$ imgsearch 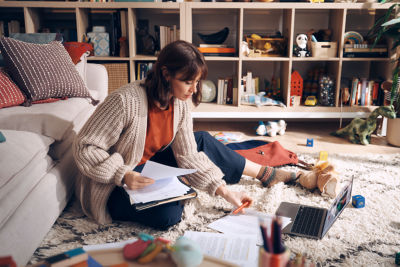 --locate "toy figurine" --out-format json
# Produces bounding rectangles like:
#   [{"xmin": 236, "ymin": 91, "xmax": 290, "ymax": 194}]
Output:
[
  {"xmin": 256, "ymin": 120, "xmax": 286, "ymax": 137},
  {"xmin": 294, "ymin": 34, "xmax": 310, "ymax": 57},
  {"xmin": 331, "ymin": 106, "xmax": 396, "ymax": 145}
]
